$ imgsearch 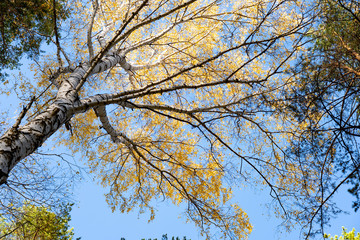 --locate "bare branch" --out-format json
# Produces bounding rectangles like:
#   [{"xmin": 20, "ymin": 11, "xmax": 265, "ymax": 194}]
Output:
[
  {"xmin": 12, "ymin": 97, "xmax": 36, "ymax": 130},
  {"xmin": 52, "ymin": 0, "xmax": 63, "ymax": 66},
  {"xmin": 93, "ymin": 105, "xmax": 126, "ymax": 143},
  {"xmin": 87, "ymin": 0, "xmax": 99, "ymax": 60}
]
